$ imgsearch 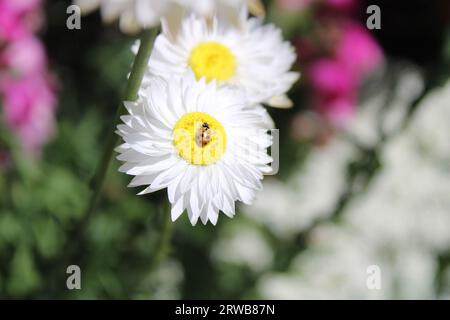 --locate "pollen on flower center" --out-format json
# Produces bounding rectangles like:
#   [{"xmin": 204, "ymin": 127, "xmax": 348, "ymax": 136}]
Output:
[
  {"xmin": 173, "ymin": 112, "xmax": 227, "ymax": 165},
  {"xmin": 188, "ymin": 41, "xmax": 236, "ymax": 82}
]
